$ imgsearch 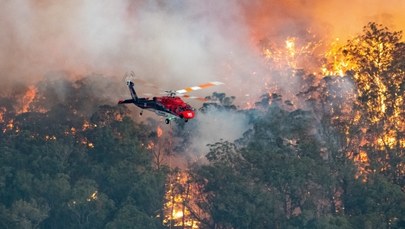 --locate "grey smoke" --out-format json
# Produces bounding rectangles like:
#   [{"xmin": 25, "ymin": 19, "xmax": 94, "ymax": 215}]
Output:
[
  {"xmin": 1, "ymin": 0, "xmax": 402, "ymax": 162},
  {"xmin": 1, "ymin": 0, "xmax": 402, "ymax": 98}
]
